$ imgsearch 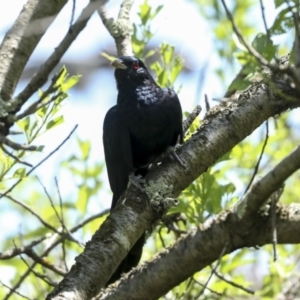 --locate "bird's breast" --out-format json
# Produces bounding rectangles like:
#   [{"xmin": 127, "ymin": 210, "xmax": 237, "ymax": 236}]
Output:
[
  {"xmin": 117, "ymin": 85, "xmax": 181, "ymax": 167},
  {"xmin": 120, "ymin": 93, "xmax": 167, "ymax": 135}
]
